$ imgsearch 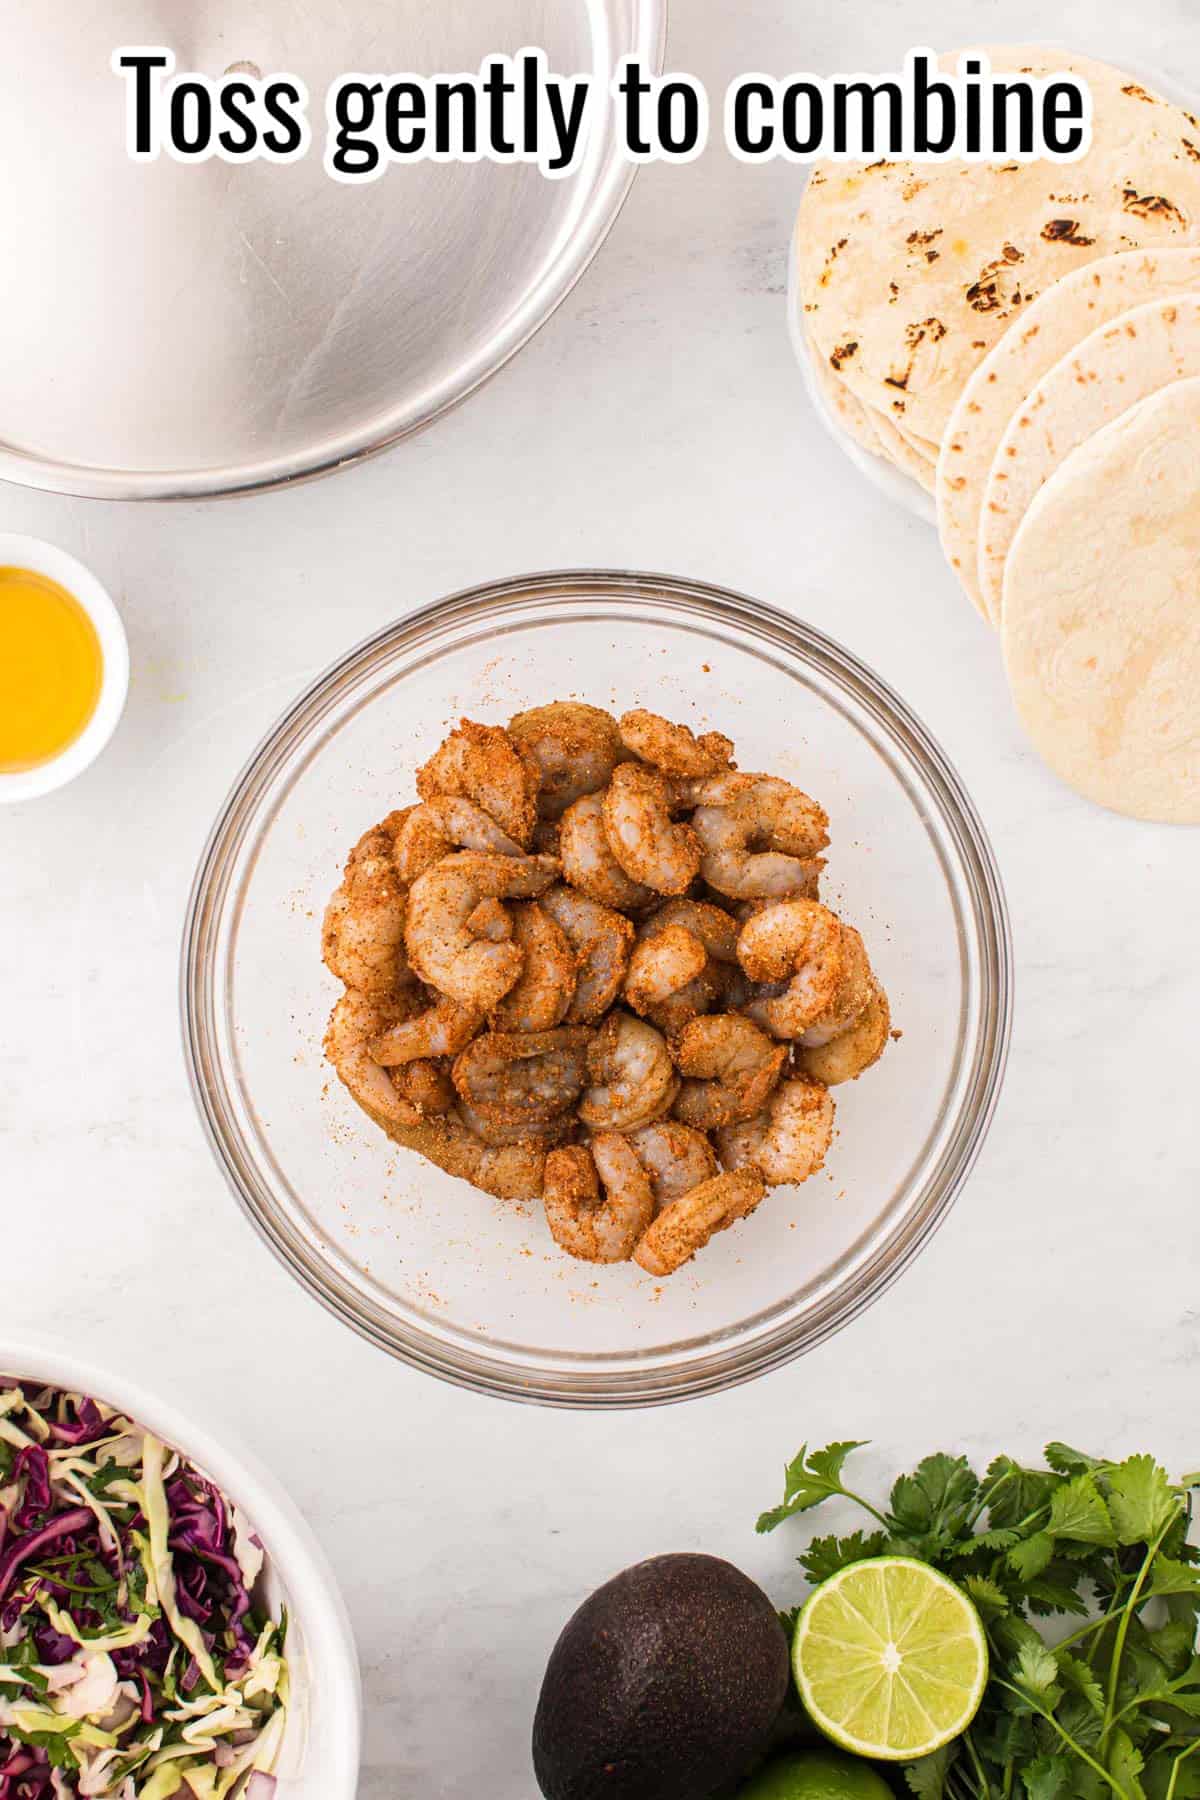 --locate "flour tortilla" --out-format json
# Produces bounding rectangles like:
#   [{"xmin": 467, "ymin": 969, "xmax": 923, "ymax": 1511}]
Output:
[
  {"xmin": 869, "ymin": 407, "xmax": 937, "ymax": 492},
  {"xmin": 979, "ymin": 293, "xmax": 1200, "ymax": 618},
  {"xmin": 1003, "ymin": 376, "xmax": 1200, "ymax": 823},
  {"xmin": 891, "ymin": 418, "xmax": 940, "ymax": 461},
  {"xmin": 938, "ymin": 247, "xmax": 1200, "ymax": 616},
  {"xmin": 805, "ymin": 327, "xmax": 886, "ymax": 459},
  {"xmin": 798, "ymin": 49, "xmax": 1200, "ymax": 447}
]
